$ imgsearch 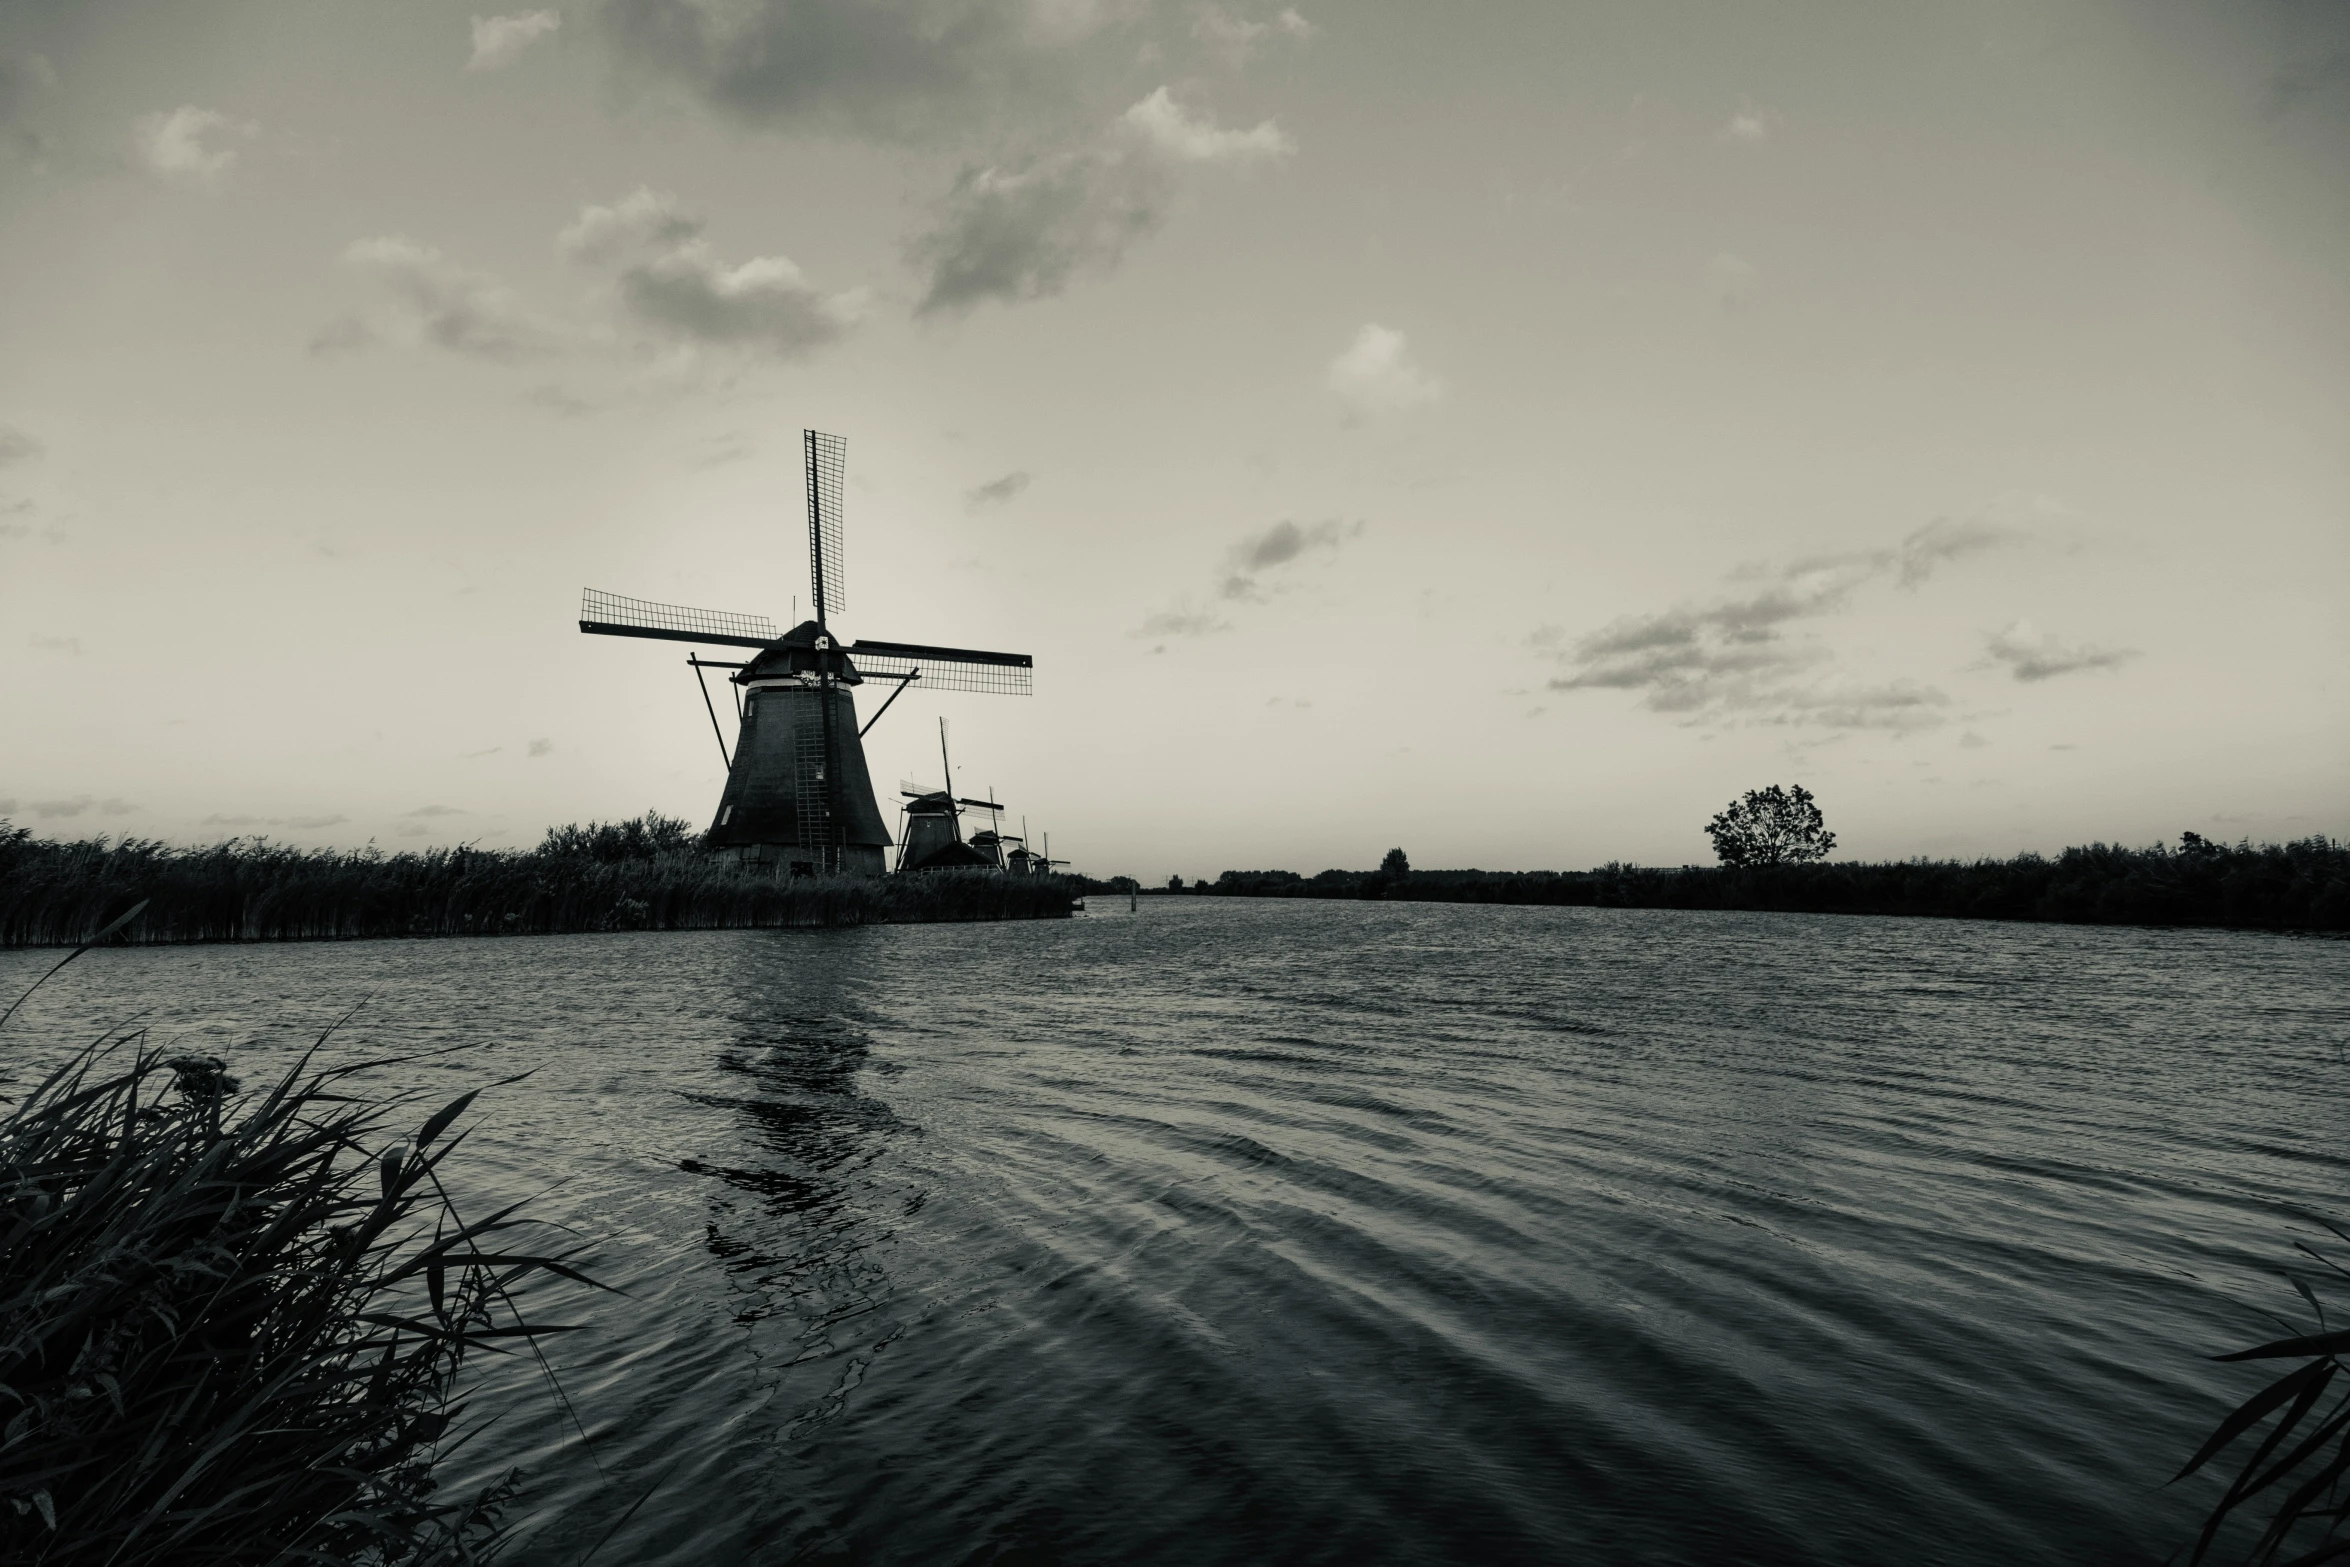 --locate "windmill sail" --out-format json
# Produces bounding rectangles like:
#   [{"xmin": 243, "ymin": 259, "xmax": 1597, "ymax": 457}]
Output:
[
  {"xmin": 849, "ymin": 638, "xmax": 1033, "ymax": 696},
  {"xmin": 580, "ymin": 589, "xmax": 776, "ymax": 648},
  {"xmin": 806, "ymin": 429, "xmax": 846, "ymax": 622}
]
